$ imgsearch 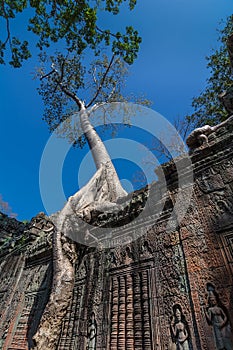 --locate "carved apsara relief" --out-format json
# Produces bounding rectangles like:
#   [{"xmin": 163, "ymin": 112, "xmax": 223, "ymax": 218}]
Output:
[
  {"xmin": 204, "ymin": 284, "xmax": 233, "ymax": 350},
  {"xmin": 200, "ymin": 189, "xmax": 233, "ymax": 231},
  {"xmin": 169, "ymin": 304, "xmax": 191, "ymax": 350},
  {"xmin": 87, "ymin": 312, "xmax": 97, "ymax": 350}
]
